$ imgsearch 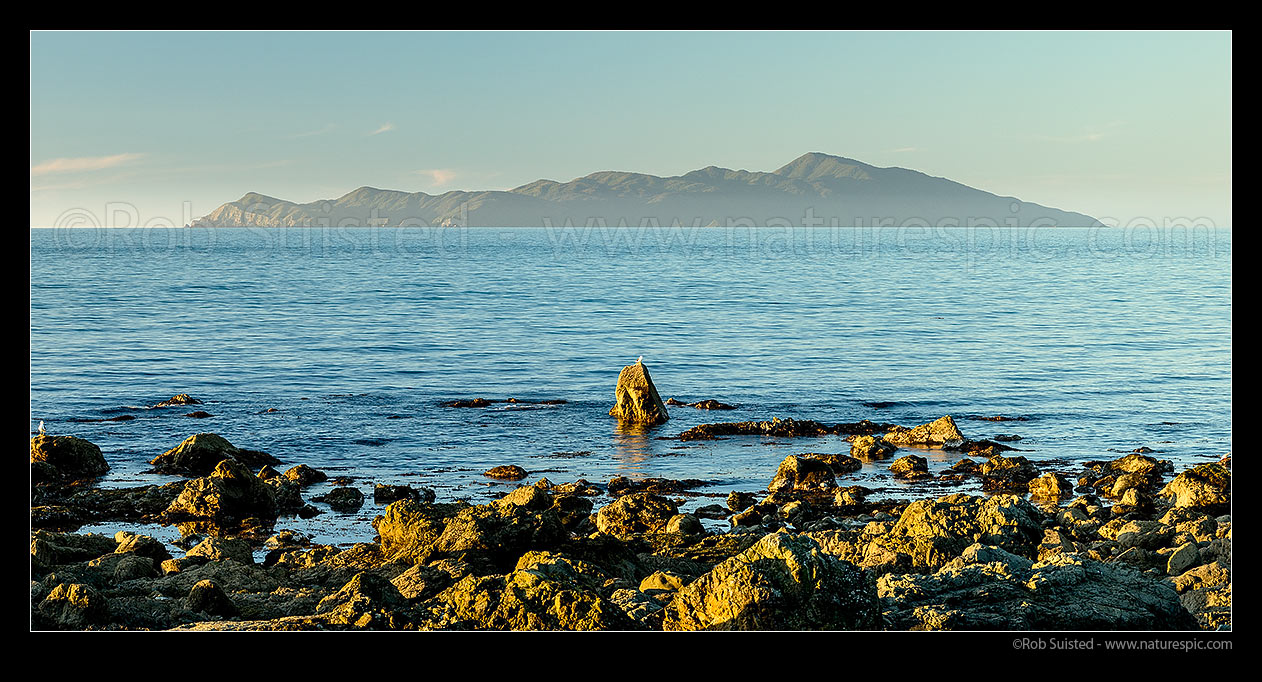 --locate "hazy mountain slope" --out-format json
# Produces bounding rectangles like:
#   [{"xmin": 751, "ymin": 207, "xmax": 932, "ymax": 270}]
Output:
[{"xmin": 191, "ymin": 152, "xmax": 1101, "ymax": 228}]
